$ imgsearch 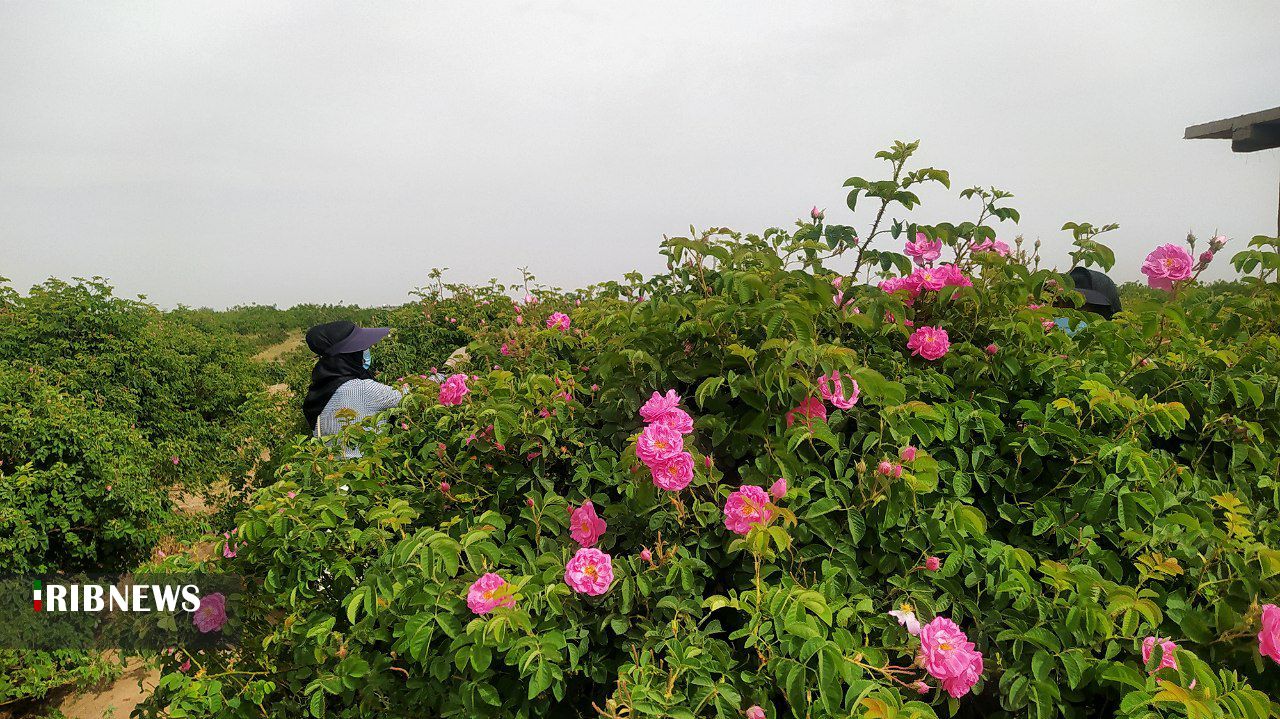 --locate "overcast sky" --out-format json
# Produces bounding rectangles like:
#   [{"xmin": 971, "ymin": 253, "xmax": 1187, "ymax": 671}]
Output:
[{"xmin": 2, "ymin": 1, "xmax": 1278, "ymax": 309}]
